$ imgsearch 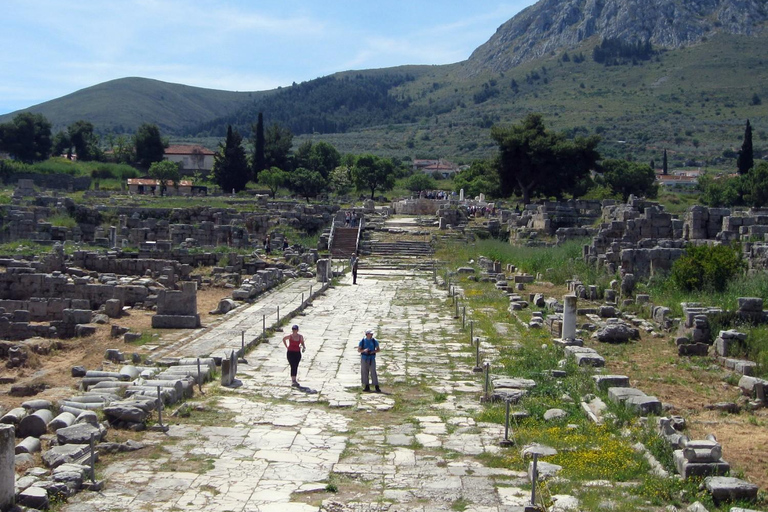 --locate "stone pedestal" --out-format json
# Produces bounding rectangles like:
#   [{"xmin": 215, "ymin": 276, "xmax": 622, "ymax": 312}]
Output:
[
  {"xmin": 152, "ymin": 281, "xmax": 200, "ymax": 329},
  {"xmin": 562, "ymin": 294, "xmax": 577, "ymax": 340},
  {"xmin": 316, "ymin": 259, "xmax": 332, "ymax": 283}
]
